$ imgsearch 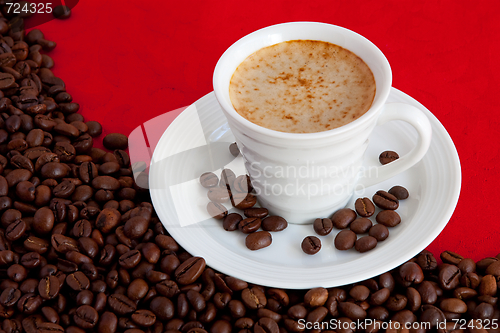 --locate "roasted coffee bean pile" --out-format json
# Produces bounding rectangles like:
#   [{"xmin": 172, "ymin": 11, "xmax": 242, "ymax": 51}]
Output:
[
  {"xmin": 325, "ymin": 187, "xmax": 407, "ymax": 253},
  {"xmin": 201, "ymin": 163, "xmax": 287, "ymax": 251}
]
